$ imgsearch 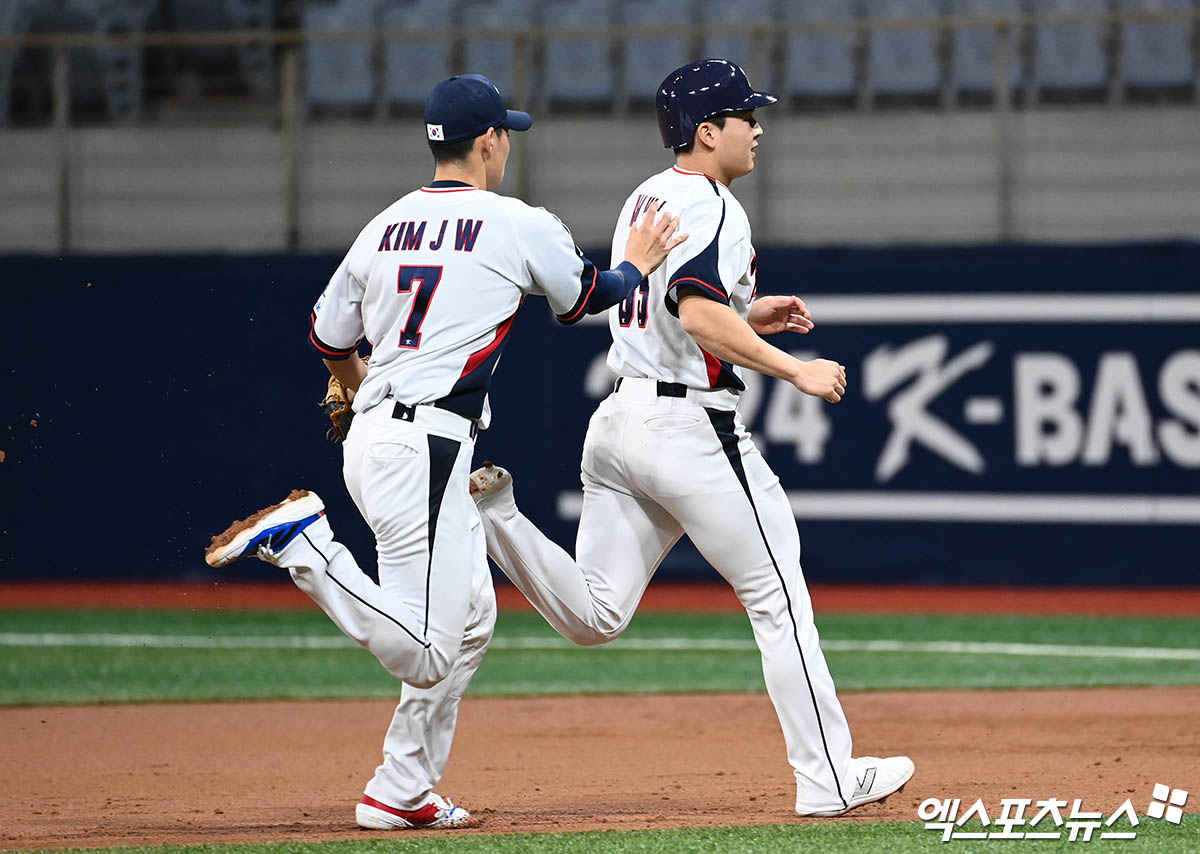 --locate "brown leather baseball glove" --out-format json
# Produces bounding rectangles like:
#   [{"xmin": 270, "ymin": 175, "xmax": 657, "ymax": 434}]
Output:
[{"xmin": 319, "ymin": 357, "xmax": 367, "ymax": 443}]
